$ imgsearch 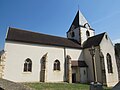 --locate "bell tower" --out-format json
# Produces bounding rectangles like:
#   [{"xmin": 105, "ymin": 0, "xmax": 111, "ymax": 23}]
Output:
[{"xmin": 67, "ymin": 10, "xmax": 95, "ymax": 46}]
